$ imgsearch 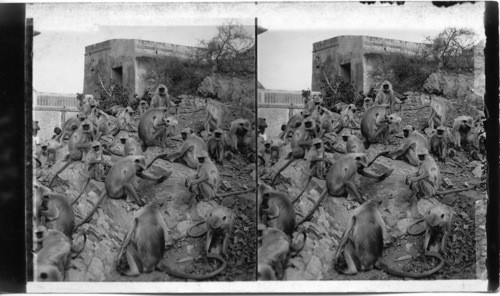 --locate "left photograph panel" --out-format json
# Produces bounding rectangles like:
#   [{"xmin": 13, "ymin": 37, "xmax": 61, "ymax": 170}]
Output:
[{"xmin": 29, "ymin": 3, "xmax": 256, "ymax": 283}]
